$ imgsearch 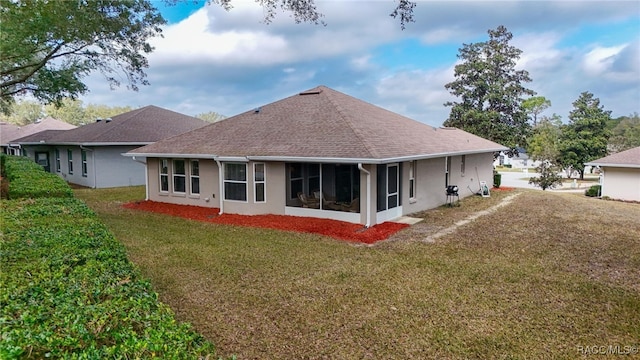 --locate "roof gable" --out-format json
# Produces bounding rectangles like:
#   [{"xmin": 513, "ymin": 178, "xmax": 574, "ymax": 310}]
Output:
[{"xmin": 130, "ymin": 86, "xmax": 507, "ymax": 161}]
